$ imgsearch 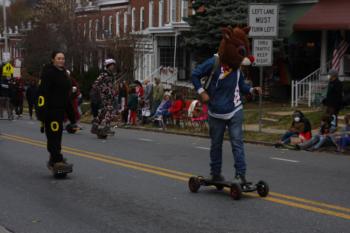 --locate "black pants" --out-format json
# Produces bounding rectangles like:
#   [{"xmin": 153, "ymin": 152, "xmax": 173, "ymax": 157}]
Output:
[
  {"xmin": 45, "ymin": 110, "xmax": 64, "ymax": 163},
  {"xmin": 91, "ymin": 103, "xmax": 99, "ymax": 118},
  {"xmin": 28, "ymin": 101, "xmax": 34, "ymax": 118}
]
